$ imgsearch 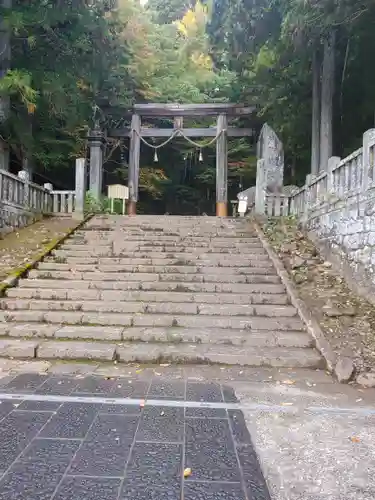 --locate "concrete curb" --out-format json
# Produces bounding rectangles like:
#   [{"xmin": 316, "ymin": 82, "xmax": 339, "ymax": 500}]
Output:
[
  {"xmin": 254, "ymin": 222, "xmax": 337, "ymax": 372},
  {"xmin": 0, "ymin": 214, "xmax": 93, "ymax": 297}
]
